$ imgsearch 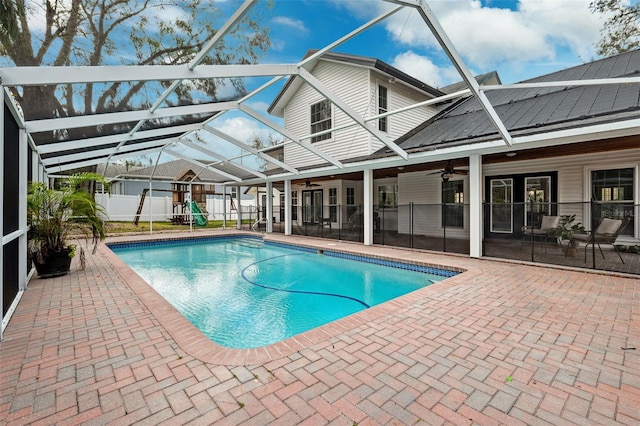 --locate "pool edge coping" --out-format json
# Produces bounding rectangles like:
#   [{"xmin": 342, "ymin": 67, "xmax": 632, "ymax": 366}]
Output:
[{"xmin": 101, "ymin": 231, "xmax": 482, "ymax": 366}]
